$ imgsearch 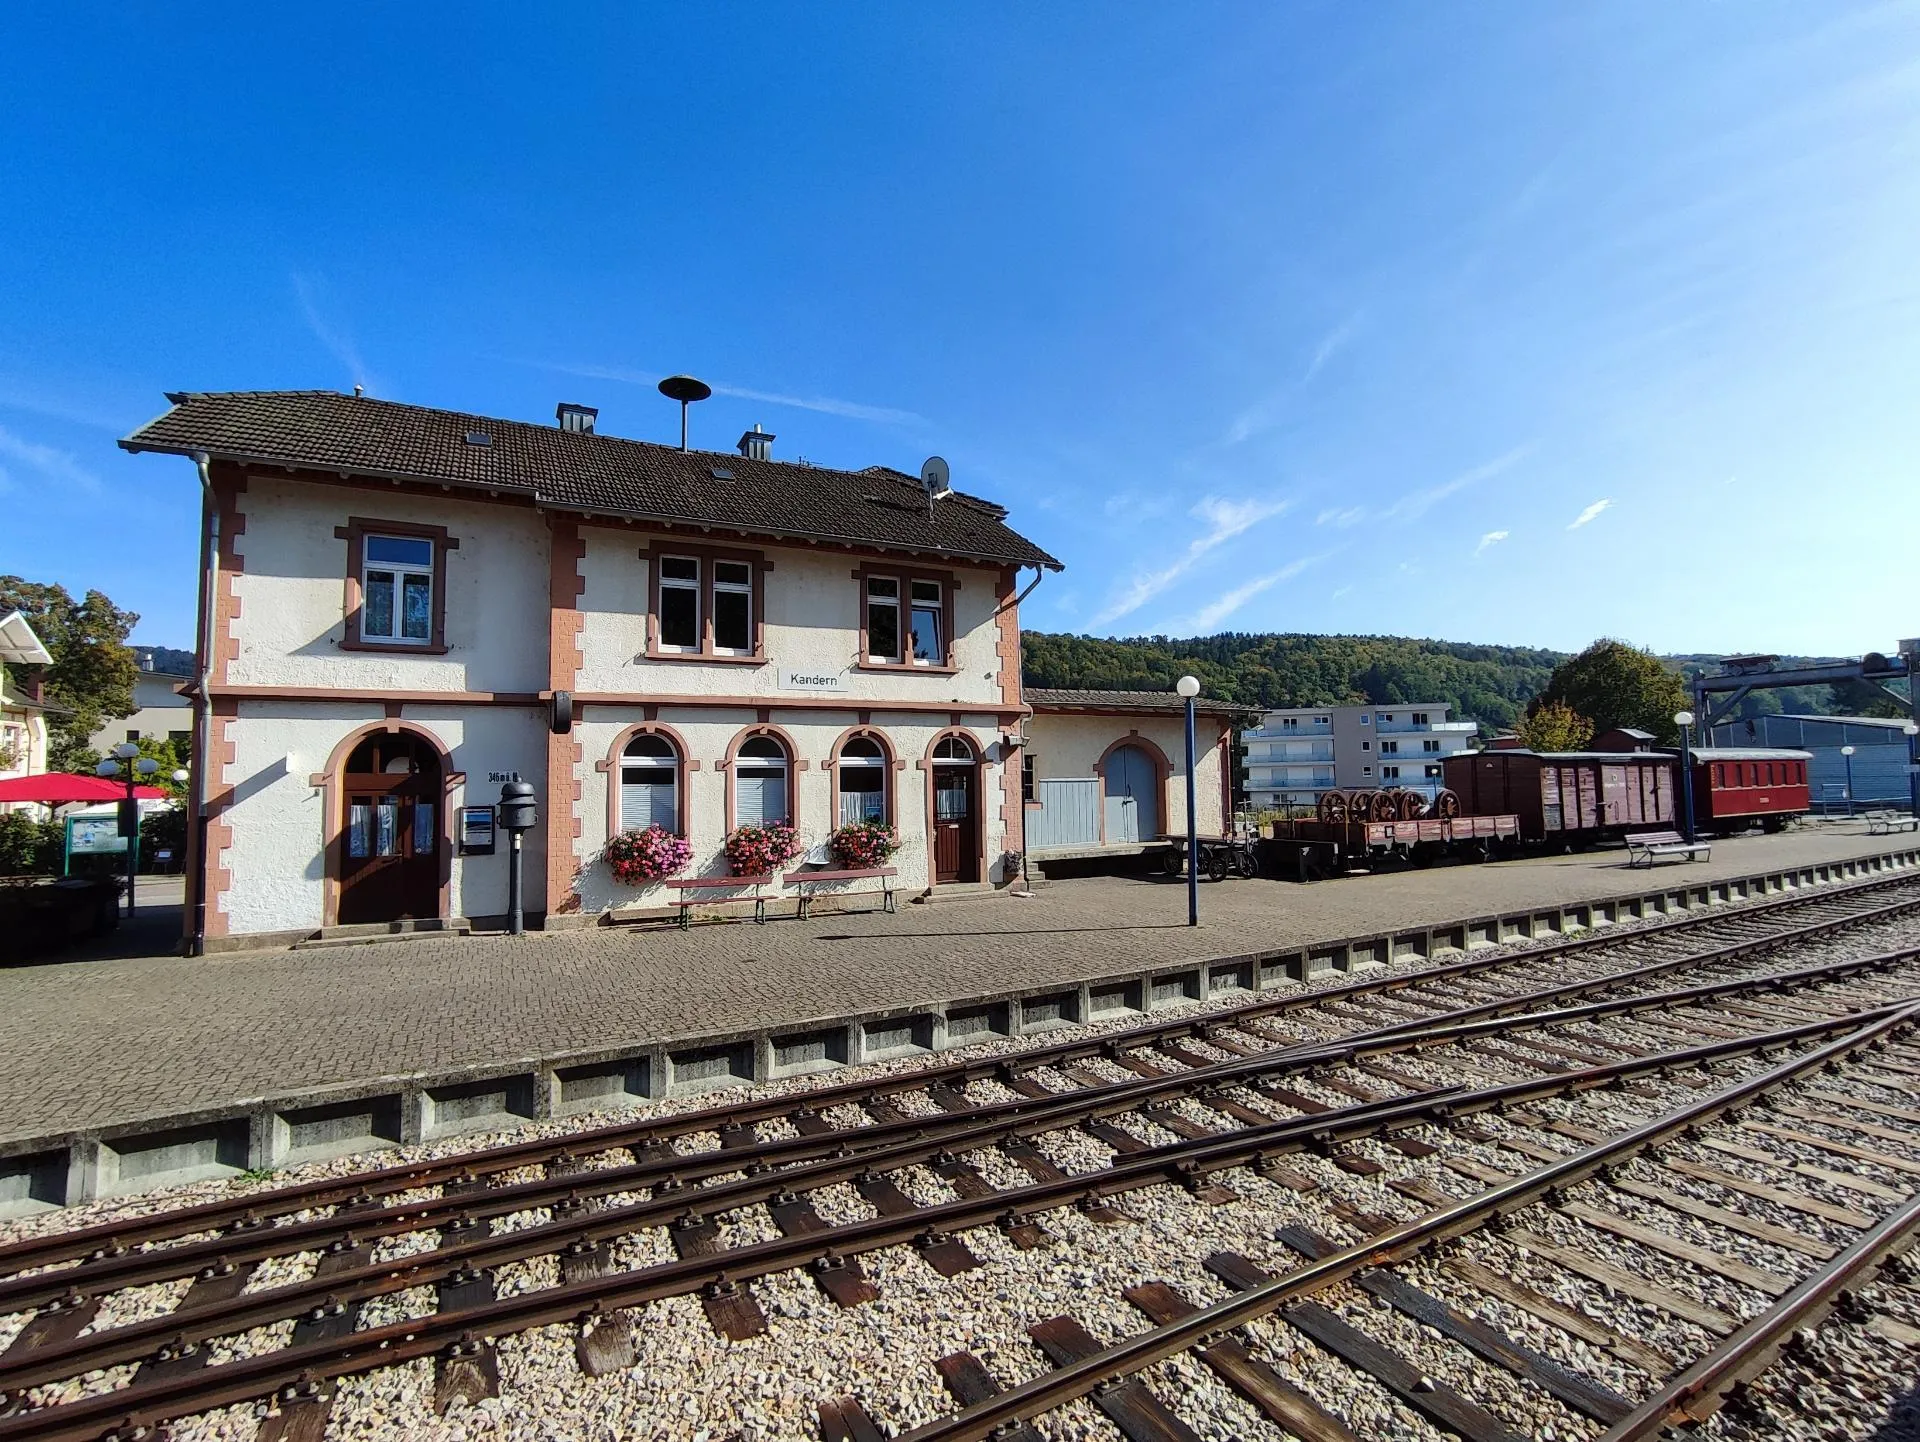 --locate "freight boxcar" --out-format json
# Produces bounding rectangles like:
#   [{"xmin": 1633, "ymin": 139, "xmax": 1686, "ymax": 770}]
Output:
[
  {"xmin": 1687, "ymin": 747, "xmax": 1811, "ymax": 833},
  {"xmin": 1442, "ymin": 749, "xmax": 1676, "ymax": 843}
]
